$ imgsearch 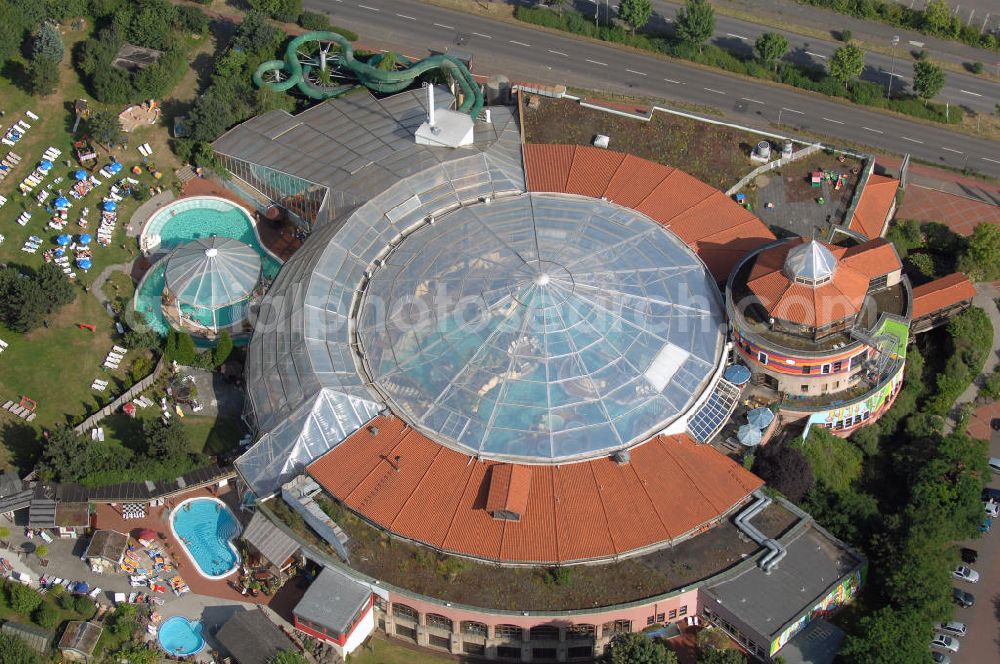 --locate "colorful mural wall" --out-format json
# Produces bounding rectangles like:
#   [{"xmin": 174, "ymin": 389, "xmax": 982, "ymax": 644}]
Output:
[
  {"xmin": 800, "ymin": 361, "xmax": 905, "ymax": 437},
  {"xmin": 769, "ymin": 568, "xmax": 863, "ymax": 656}
]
